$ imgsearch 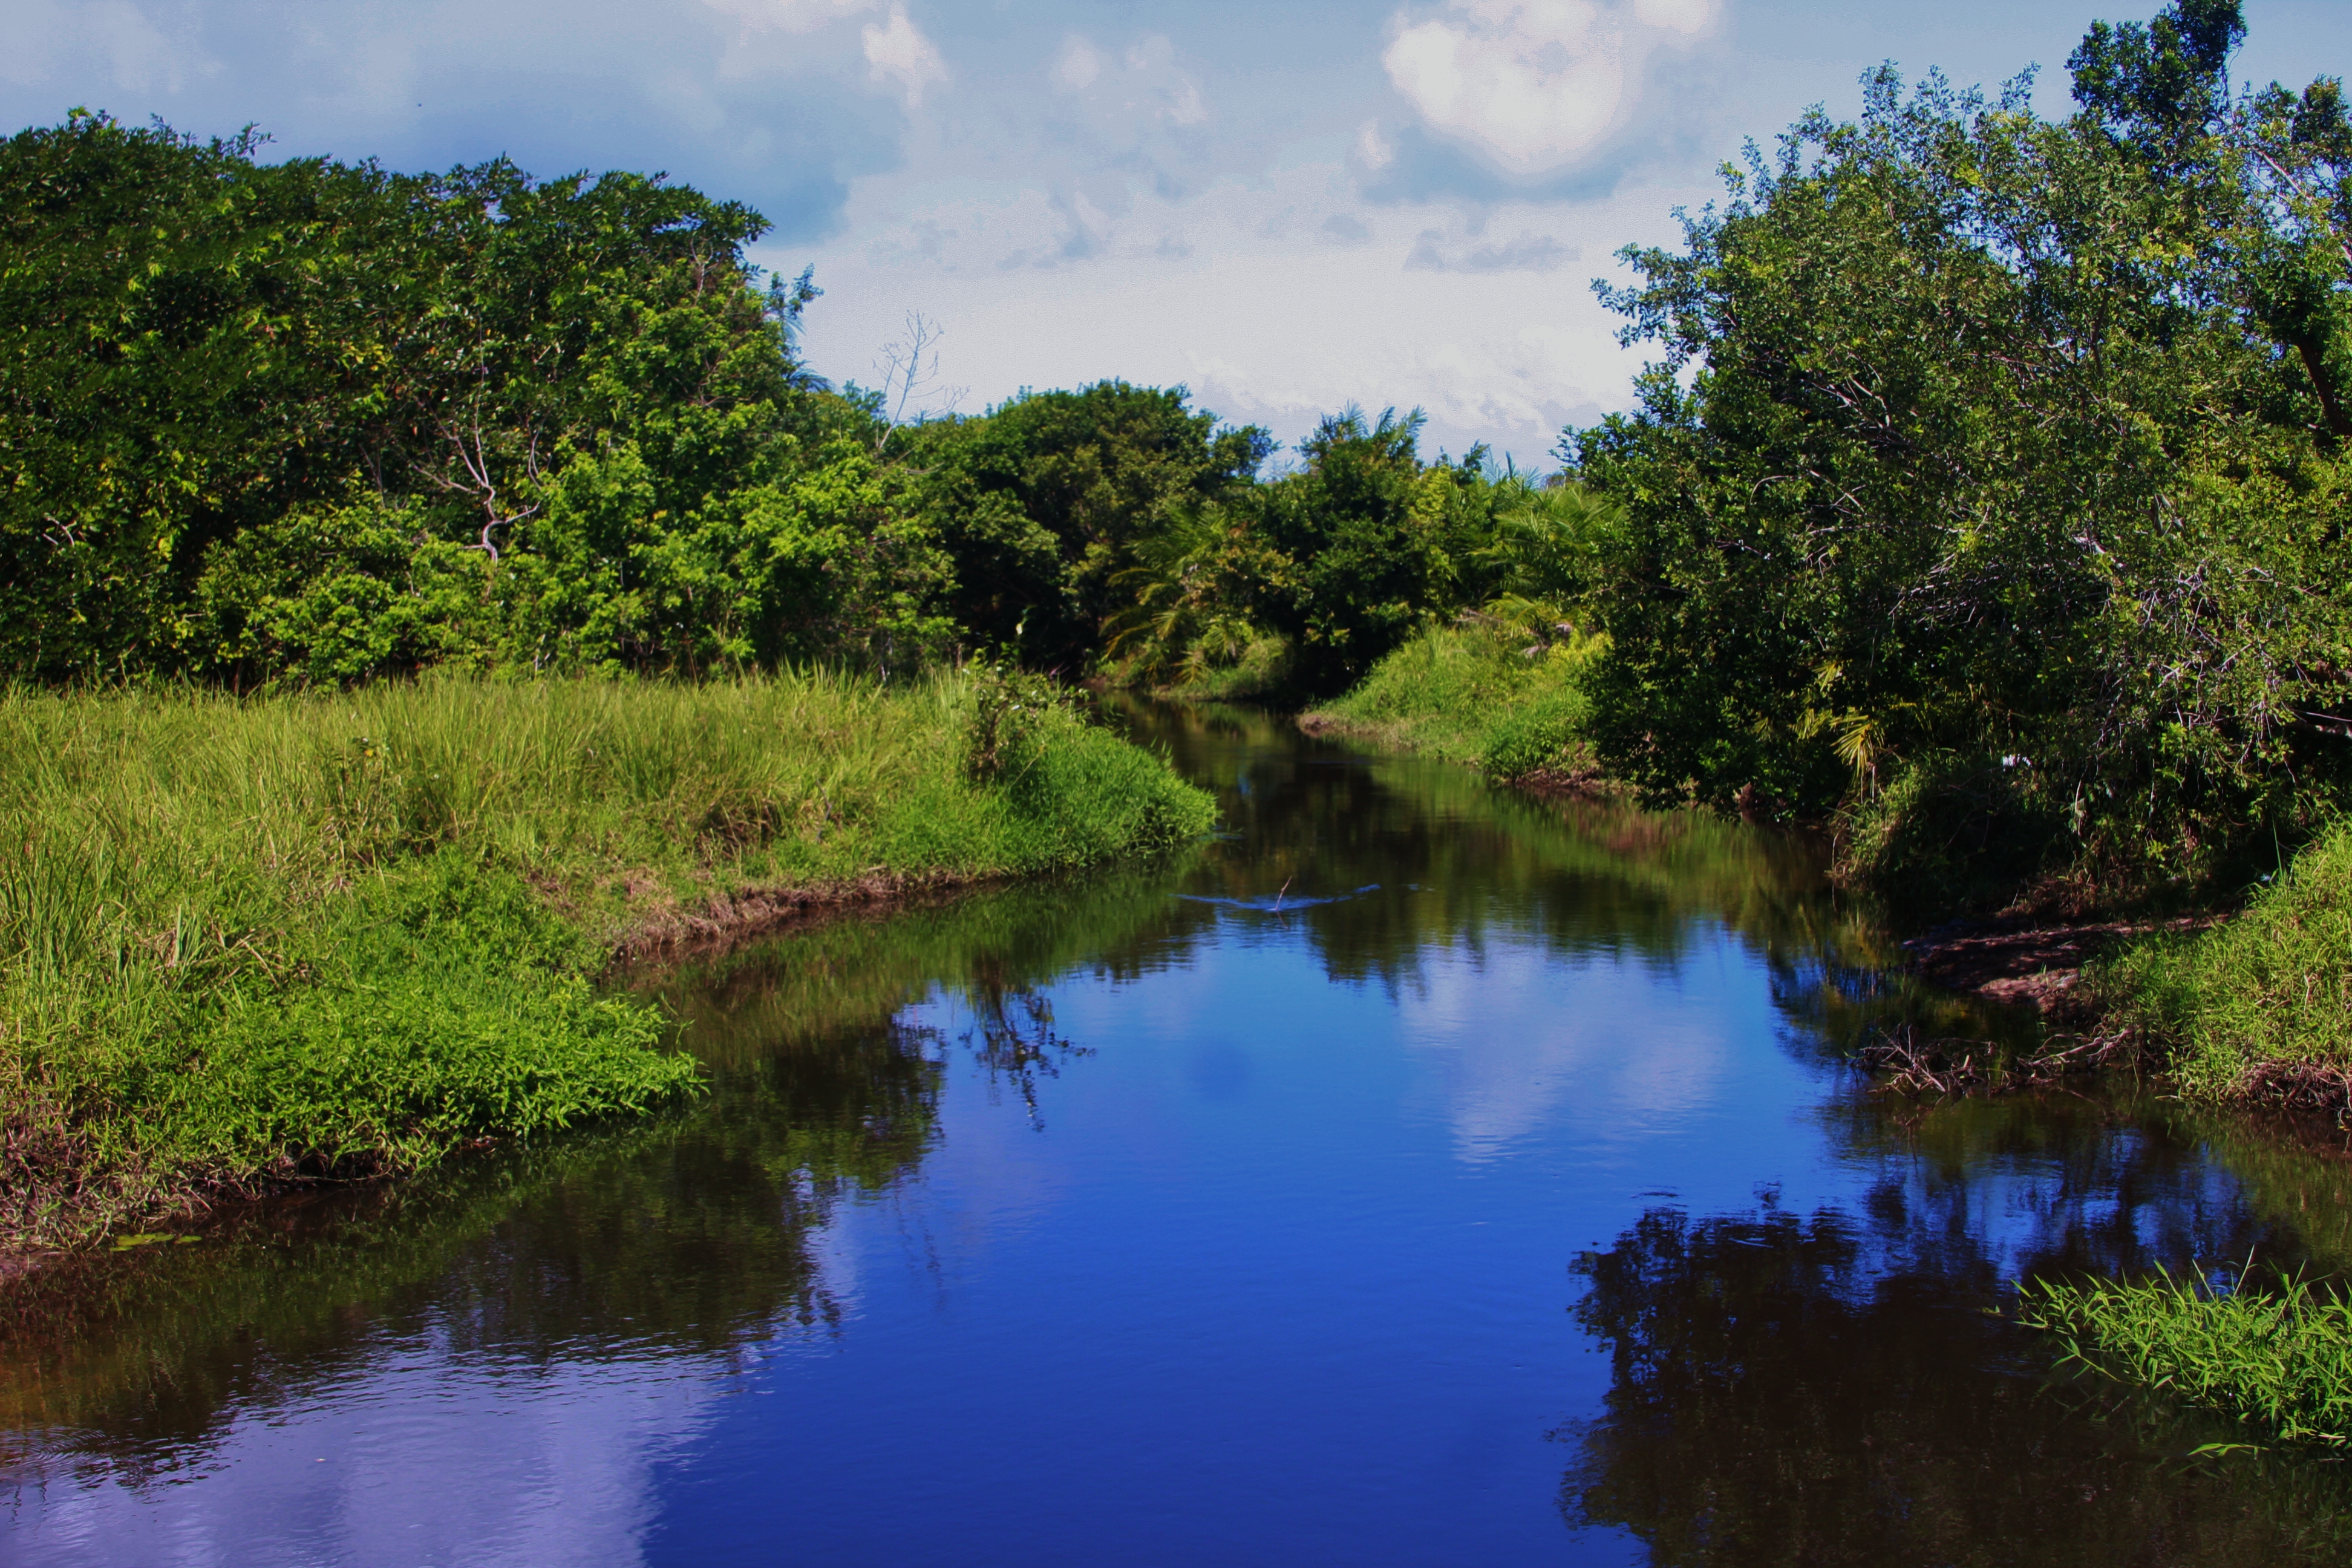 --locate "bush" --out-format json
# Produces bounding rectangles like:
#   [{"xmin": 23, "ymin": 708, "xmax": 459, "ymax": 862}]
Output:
[{"xmin": 1310, "ymin": 621, "xmax": 1601, "ymax": 777}]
